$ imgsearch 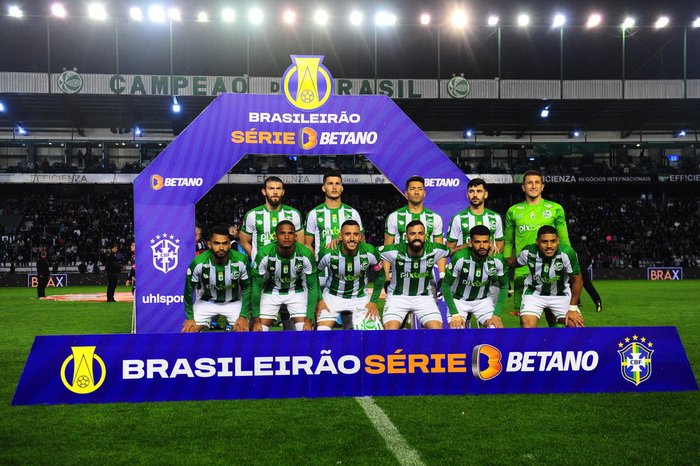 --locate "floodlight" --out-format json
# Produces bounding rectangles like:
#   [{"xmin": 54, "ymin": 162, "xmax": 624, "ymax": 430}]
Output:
[
  {"xmin": 51, "ymin": 3, "xmax": 67, "ymax": 18},
  {"xmin": 314, "ymin": 10, "xmax": 328, "ymax": 25},
  {"xmin": 87, "ymin": 3, "xmax": 107, "ymax": 21},
  {"xmin": 8, "ymin": 5, "xmax": 23, "ymax": 18},
  {"xmin": 586, "ymin": 13, "xmax": 602, "ymax": 28},
  {"xmin": 248, "ymin": 7, "xmax": 263, "ymax": 24},
  {"xmin": 129, "ymin": 7, "xmax": 143, "ymax": 21},
  {"xmin": 148, "ymin": 5, "xmax": 166, "ymax": 22}
]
